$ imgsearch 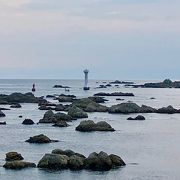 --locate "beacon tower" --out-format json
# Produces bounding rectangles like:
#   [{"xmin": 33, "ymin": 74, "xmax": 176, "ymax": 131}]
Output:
[{"xmin": 83, "ymin": 69, "xmax": 90, "ymax": 90}]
